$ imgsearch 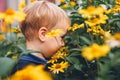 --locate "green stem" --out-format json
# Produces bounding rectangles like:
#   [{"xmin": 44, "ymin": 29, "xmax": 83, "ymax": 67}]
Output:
[
  {"xmin": 89, "ymin": 32, "xmax": 94, "ymax": 43},
  {"xmin": 85, "ymin": 58, "xmax": 90, "ymax": 68},
  {"xmin": 96, "ymin": 59, "xmax": 100, "ymax": 76}
]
